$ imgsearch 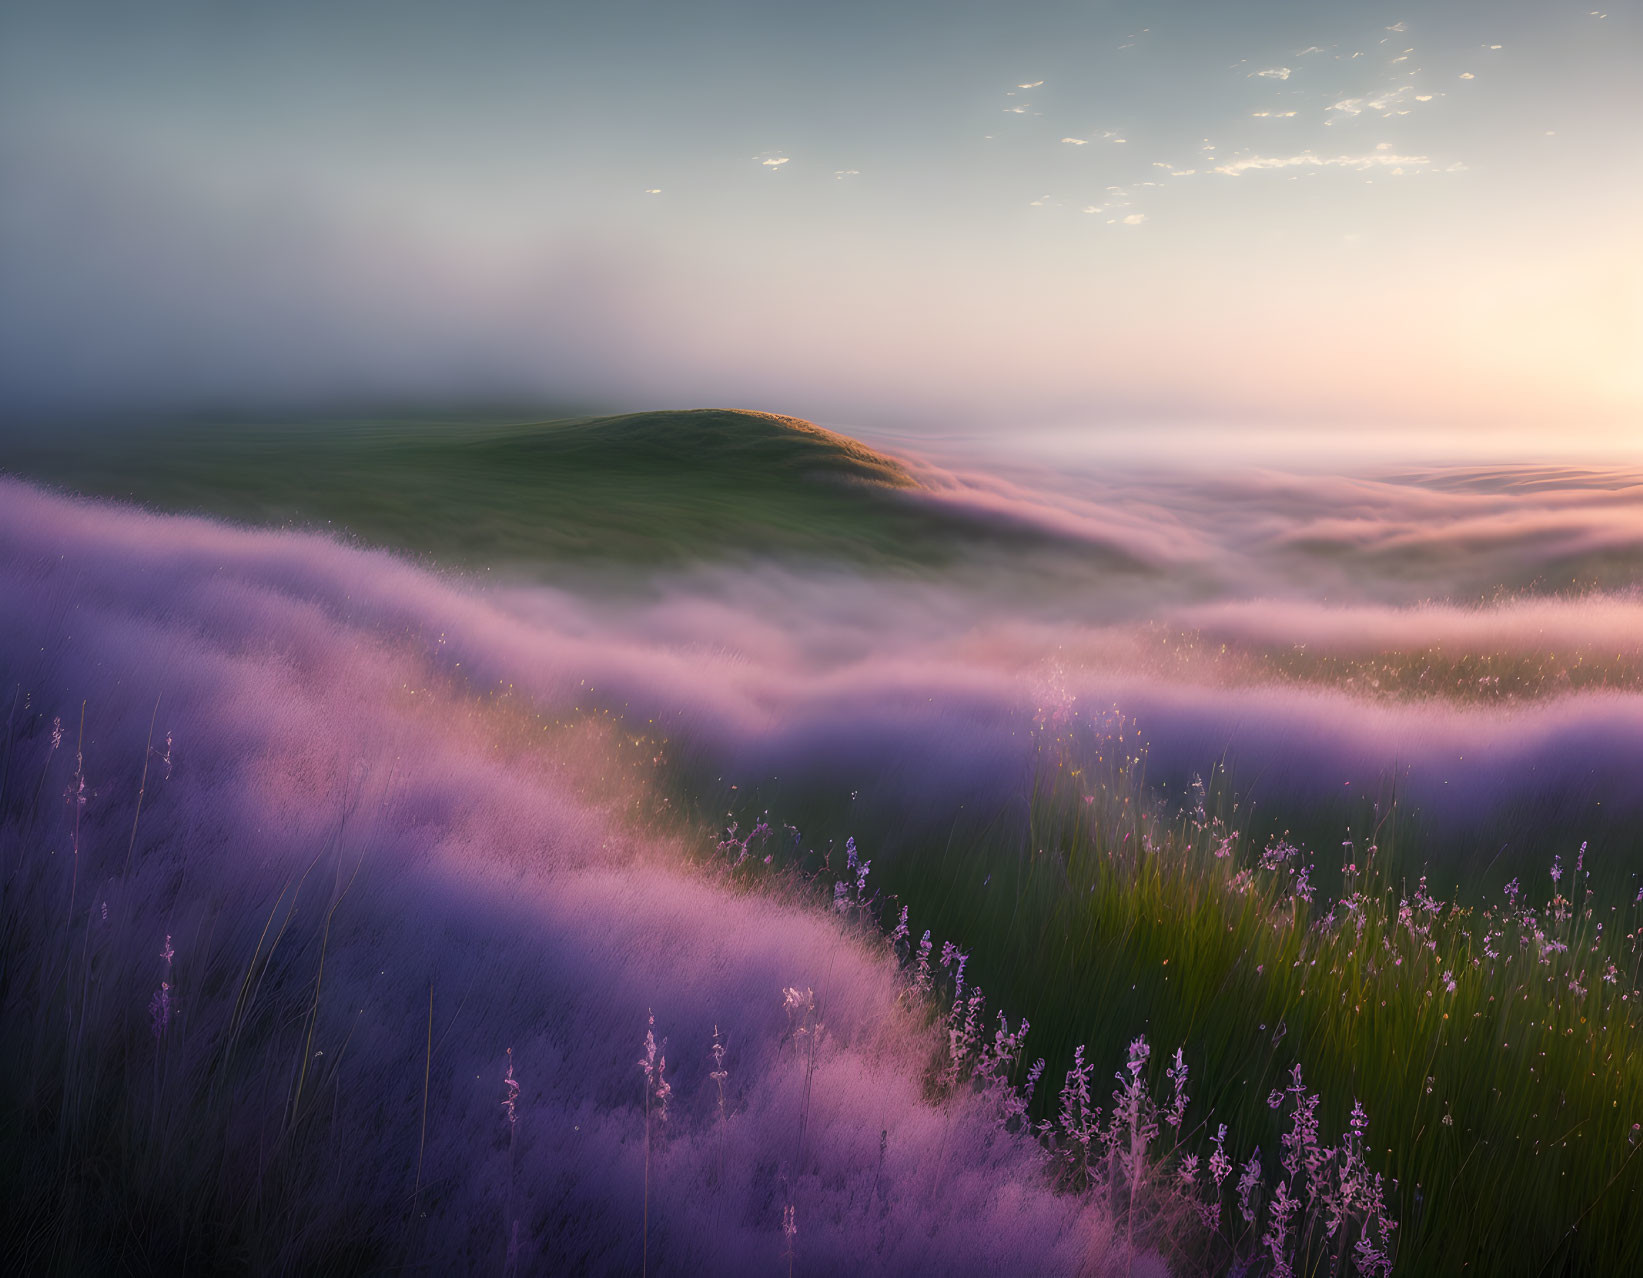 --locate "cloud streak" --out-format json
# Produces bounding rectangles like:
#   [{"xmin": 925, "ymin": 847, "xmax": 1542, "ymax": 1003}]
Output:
[{"xmin": 1212, "ymin": 147, "xmax": 1437, "ymax": 176}]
